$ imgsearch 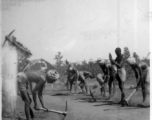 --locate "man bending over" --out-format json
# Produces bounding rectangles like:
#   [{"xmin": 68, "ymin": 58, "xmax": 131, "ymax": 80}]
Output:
[
  {"xmin": 136, "ymin": 62, "xmax": 150, "ymax": 107},
  {"xmin": 96, "ymin": 59, "xmax": 117, "ymax": 99},
  {"xmin": 125, "ymin": 59, "xmax": 150, "ymax": 107},
  {"xmin": 78, "ymin": 71, "xmax": 95, "ymax": 95},
  {"xmin": 17, "ymin": 70, "xmax": 59, "ymax": 120},
  {"xmin": 65, "ymin": 59, "xmax": 79, "ymax": 94}
]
